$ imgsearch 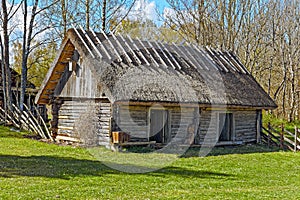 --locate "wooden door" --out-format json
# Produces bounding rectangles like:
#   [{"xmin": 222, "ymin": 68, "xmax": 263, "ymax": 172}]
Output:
[
  {"xmin": 149, "ymin": 109, "xmax": 169, "ymax": 143},
  {"xmin": 218, "ymin": 113, "xmax": 233, "ymax": 141}
]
